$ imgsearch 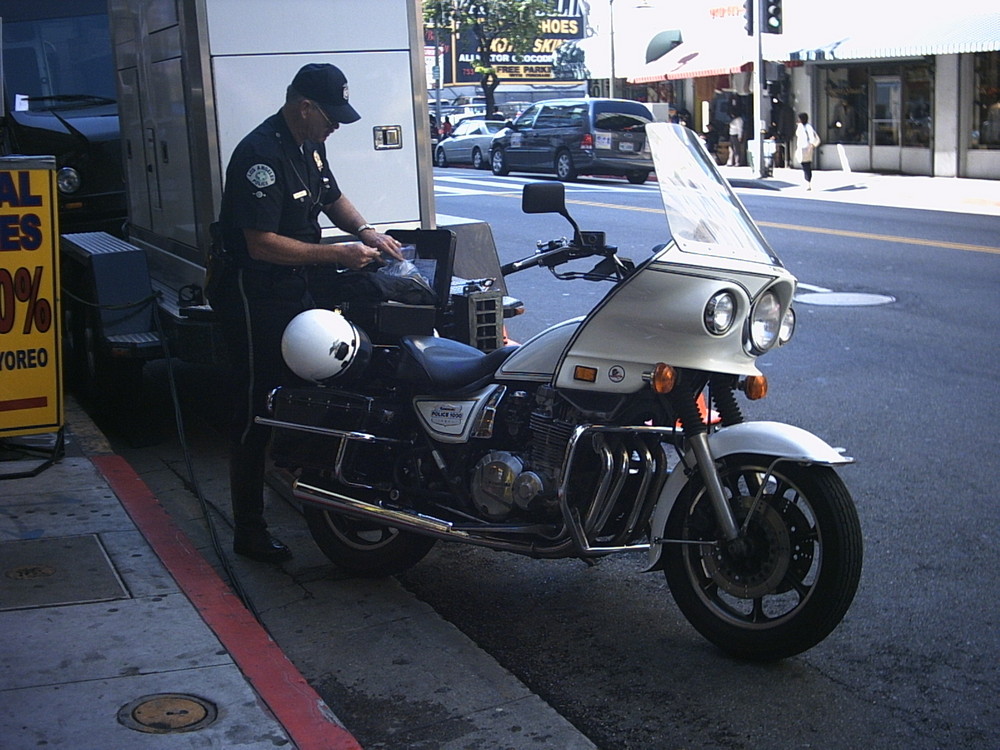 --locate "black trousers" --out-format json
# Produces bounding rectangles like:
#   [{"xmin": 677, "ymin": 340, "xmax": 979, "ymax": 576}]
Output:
[
  {"xmin": 214, "ymin": 266, "xmax": 310, "ymax": 536},
  {"xmin": 802, "ymin": 159, "xmax": 814, "ymax": 183}
]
